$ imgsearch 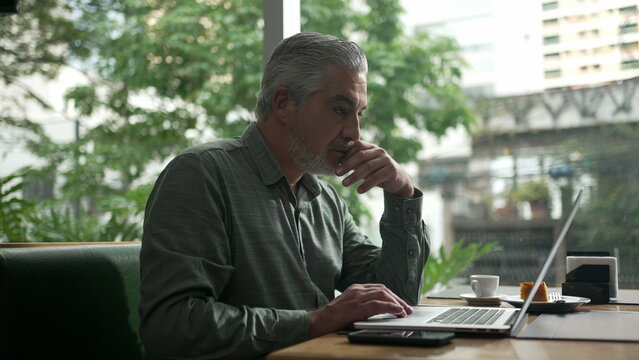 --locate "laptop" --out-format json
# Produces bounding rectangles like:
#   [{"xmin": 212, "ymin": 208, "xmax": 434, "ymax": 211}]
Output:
[{"xmin": 353, "ymin": 188, "xmax": 584, "ymax": 337}]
